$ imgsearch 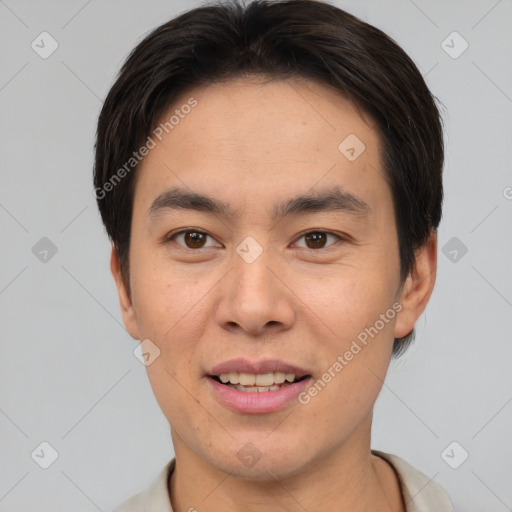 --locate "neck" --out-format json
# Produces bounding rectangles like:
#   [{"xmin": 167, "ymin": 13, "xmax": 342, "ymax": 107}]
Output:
[{"xmin": 169, "ymin": 415, "xmax": 404, "ymax": 512}]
